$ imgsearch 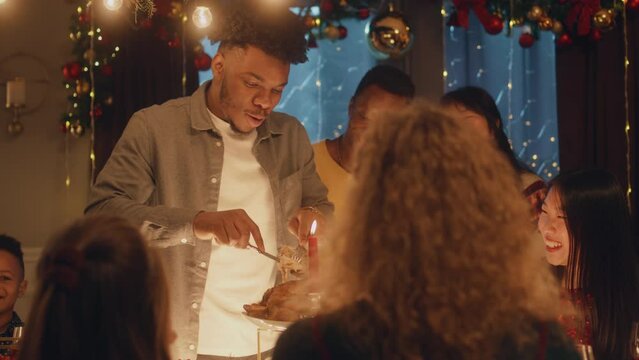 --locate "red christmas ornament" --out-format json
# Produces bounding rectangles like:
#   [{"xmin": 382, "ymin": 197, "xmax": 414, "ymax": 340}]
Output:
[
  {"xmin": 63, "ymin": 62, "xmax": 82, "ymax": 80},
  {"xmin": 194, "ymin": 53, "xmax": 212, "ymax": 71},
  {"xmin": 101, "ymin": 64, "xmax": 113, "ymax": 77},
  {"xmin": 519, "ymin": 33, "xmax": 535, "ymax": 48},
  {"xmin": 484, "ymin": 15, "xmax": 504, "ymax": 35},
  {"xmin": 78, "ymin": 13, "xmax": 90, "ymax": 25},
  {"xmin": 590, "ymin": 28, "xmax": 602, "ymax": 41},
  {"xmin": 358, "ymin": 7, "xmax": 370, "ymax": 20},
  {"xmin": 627, "ymin": 0, "xmax": 639, "ymax": 11},
  {"xmin": 337, "ymin": 25, "xmax": 348, "ymax": 39},
  {"xmin": 156, "ymin": 27, "xmax": 169, "ymax": 41},
  {"xmin": 320, "ymin": 0, "xmax": 334, "ymax": 14},
  {"xmin": 91, "ymin": 106, "xmax": 103, "ymax": 118},
  {"xmin": 556, "ymin": 33, "xmax": 573, "ymax": 47},
  {"xmin": 168, "ymin": 36, "xmax": 181, "ymax": 48},
  {"xmin": 140, "ymin": 19, "xmax": 153, "ymax": 29}
]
